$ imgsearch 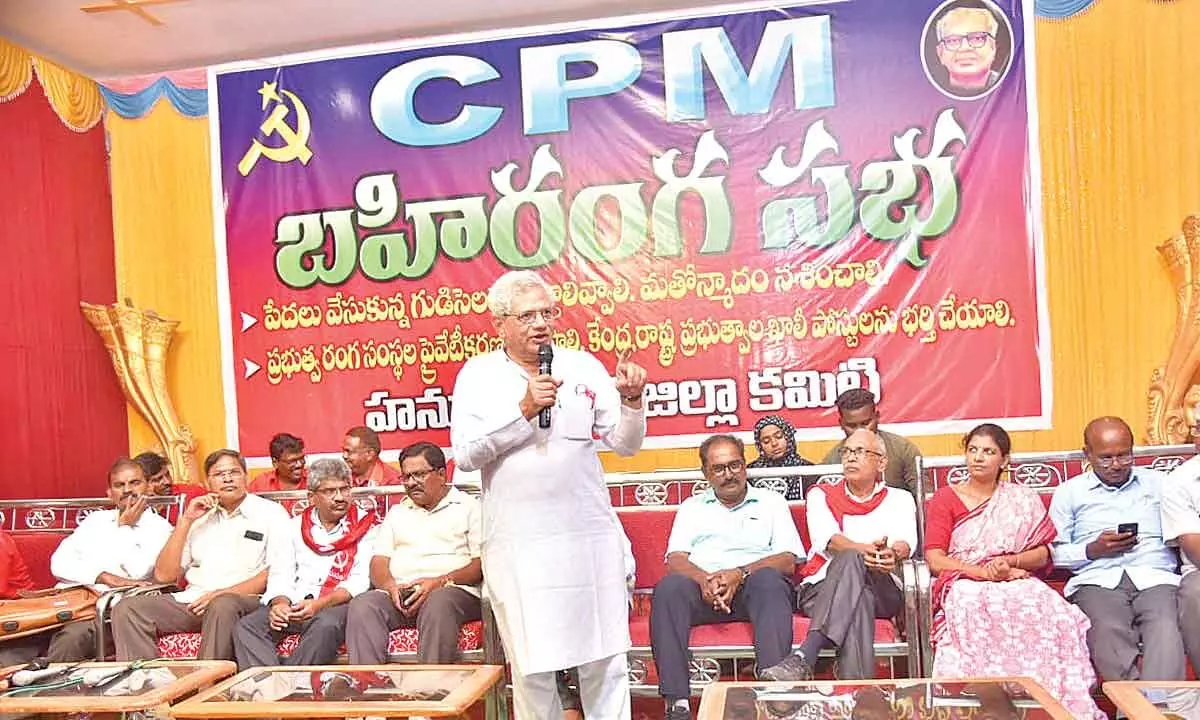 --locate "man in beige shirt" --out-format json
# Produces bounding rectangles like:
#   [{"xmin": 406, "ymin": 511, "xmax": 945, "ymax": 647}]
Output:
[
  {"xmin": 112, "ymin": 449, "xmax": 290, "ymax": 660},
  {"xmin": 821, "ymin": 389, "xmax": 921, "ymax": 497},
  {"xmin": 345, "ymin": 441, "xmax": 482, "ymax": 663}
]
